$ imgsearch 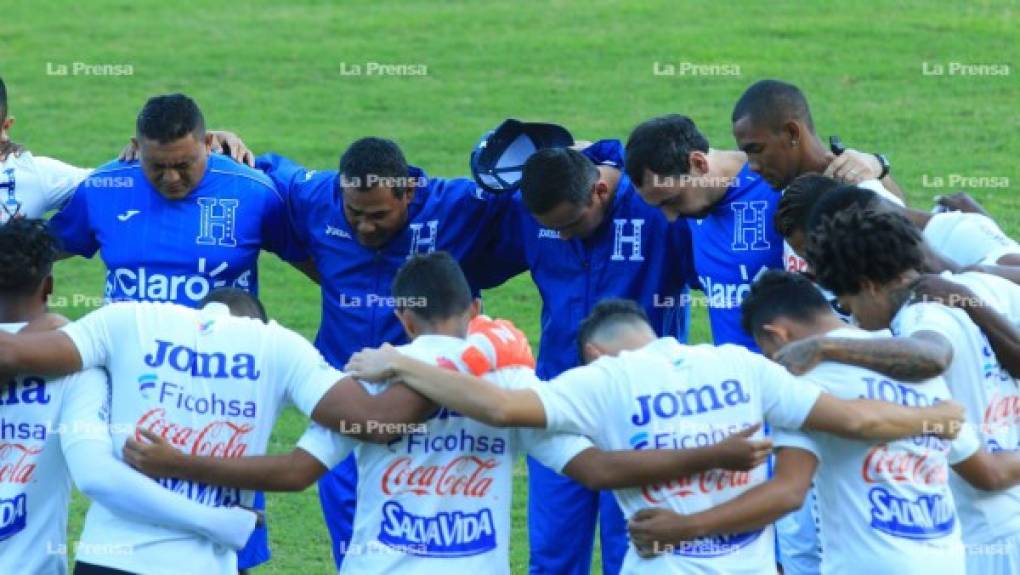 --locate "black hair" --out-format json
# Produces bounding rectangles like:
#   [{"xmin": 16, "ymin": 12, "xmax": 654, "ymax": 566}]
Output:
[
  {"xmin": 576, "ymin": 298, "xmax": 650, "ymax": 362},
  {"xmin": 0, "ymin": 76, "xmax": 7, "ymax": 120},
  {"xmin": 740, "ymin": 270, "xmax": 832, "ymax": 338},
  {"xmin": 200, "ymin": 288, "xmax": 268, "ymax": 323},
  {"xmin": 0, "ymin": 219, "xmax": 59, "ymax": 296},
  {"xmin": 392, "ymin": 251, "xmax": 472, "ymax": 322},
  {"xmin": 774, "ymin": 174, "xmax": 841, "ymax": 238},
  {"xmin": 731, "ymin": 79, "xmax": 814, "ymax": 132},
  {"xmin": 624, "ymin": 115, "xmax": 710, "ymax": 187},
  {"xmin": 339, "ymin": 137, "xmax": 410, "ymax": 197},
  {"xmin": 805, "ymin": 184, "xmax": 881, "ymax": 235},
  {"xmin": 520, "ymin": 147, "xmax": 598, "ymax": 215},
  {"xmin": 806, "ymin": 207, "xmax": 923, "ymax": 295},
  {"xmin": 136, "ymin": 93, "xmax": 206, "ymax": 143}
]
